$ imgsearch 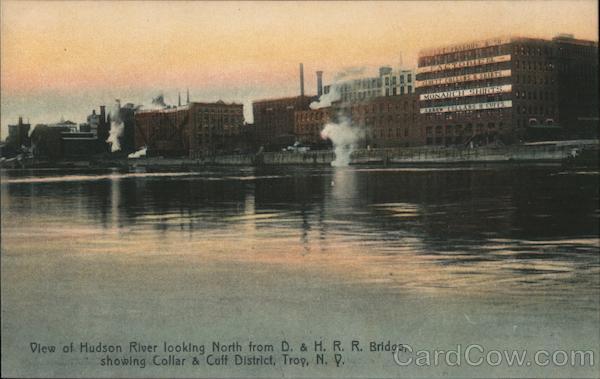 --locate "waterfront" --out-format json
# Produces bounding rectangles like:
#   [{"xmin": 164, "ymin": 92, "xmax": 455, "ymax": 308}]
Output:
[{"xmin": 1, "ymin": 164, "xmax": 599, "ymax": 377}]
